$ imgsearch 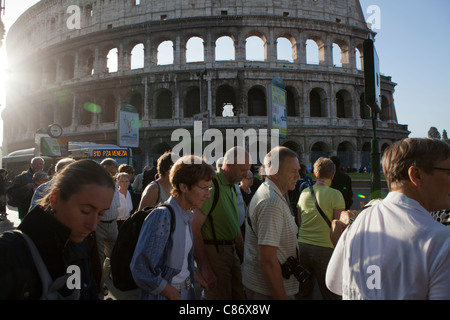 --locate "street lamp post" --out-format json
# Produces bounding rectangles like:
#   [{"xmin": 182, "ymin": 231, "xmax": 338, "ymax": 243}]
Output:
[{"xmin": 363, "ymin": 35, "xmax": 382, "ymax": 199}]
